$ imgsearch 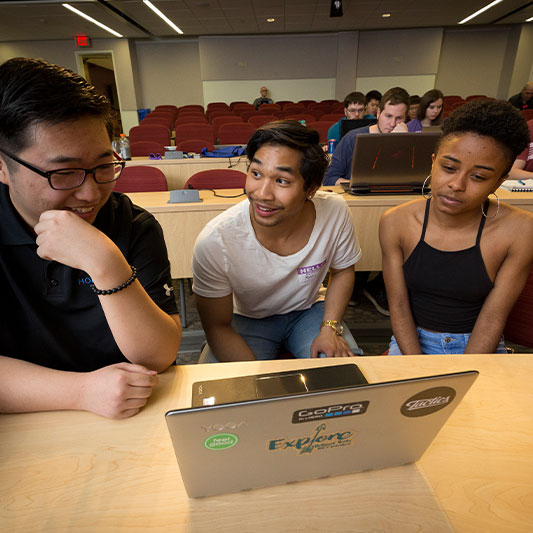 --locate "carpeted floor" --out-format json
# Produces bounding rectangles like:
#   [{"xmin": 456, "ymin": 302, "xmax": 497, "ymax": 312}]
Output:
[{"xmin": 173, "ymin": 279, "xmax": 530, "ymax": 364}]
